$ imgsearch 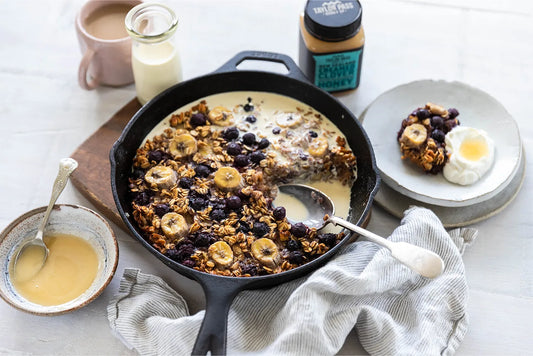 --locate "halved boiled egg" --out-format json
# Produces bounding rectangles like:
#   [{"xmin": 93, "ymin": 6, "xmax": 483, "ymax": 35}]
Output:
[{"xmin": 443, "ymin": 126, "xmax": 495, "ymax": 185}]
